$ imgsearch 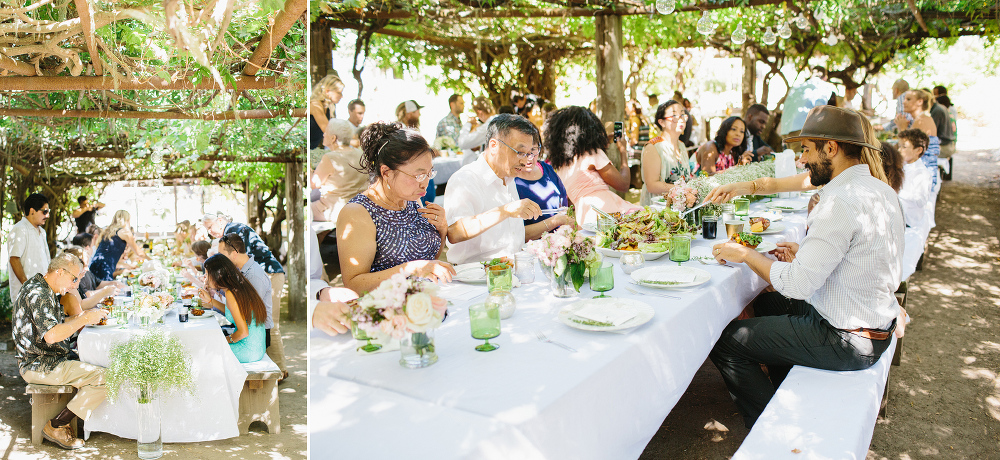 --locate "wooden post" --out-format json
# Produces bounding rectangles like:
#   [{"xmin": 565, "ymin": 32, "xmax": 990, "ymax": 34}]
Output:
[
  {"xmin": 742, "ymin": 45, "xmax": 757, "ymax": 114},
  {"xmin": 284, "ymin": 160, "xmax": 305, "ymax": 322},
  {"xmin": 862, "ymin": 83, "xmax": 873, "ymax": 112},
  {"xmin": 595, "ymin": 14, "xmax": 626, "ymax": 172},
  {"xmin": 310, "ymin": 24, "xmax": 333, "ymax": 87}
]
